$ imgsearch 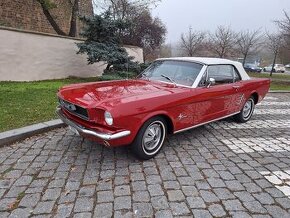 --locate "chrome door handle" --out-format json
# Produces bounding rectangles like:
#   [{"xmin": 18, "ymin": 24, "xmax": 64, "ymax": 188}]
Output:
[{"xmin": 232, "ymin": 85, "xmax": 240, "ymax": 89}]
